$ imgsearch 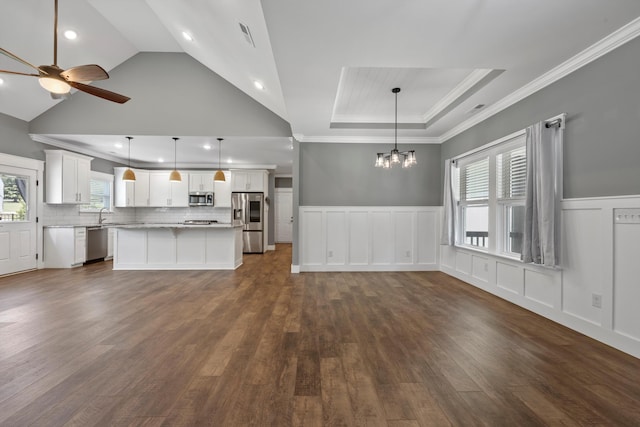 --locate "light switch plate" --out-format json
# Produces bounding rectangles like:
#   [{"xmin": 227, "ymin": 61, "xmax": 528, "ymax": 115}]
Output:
[{"xmin": 614, "ymin": 208, "xmax": 640, "ymax": 224}]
